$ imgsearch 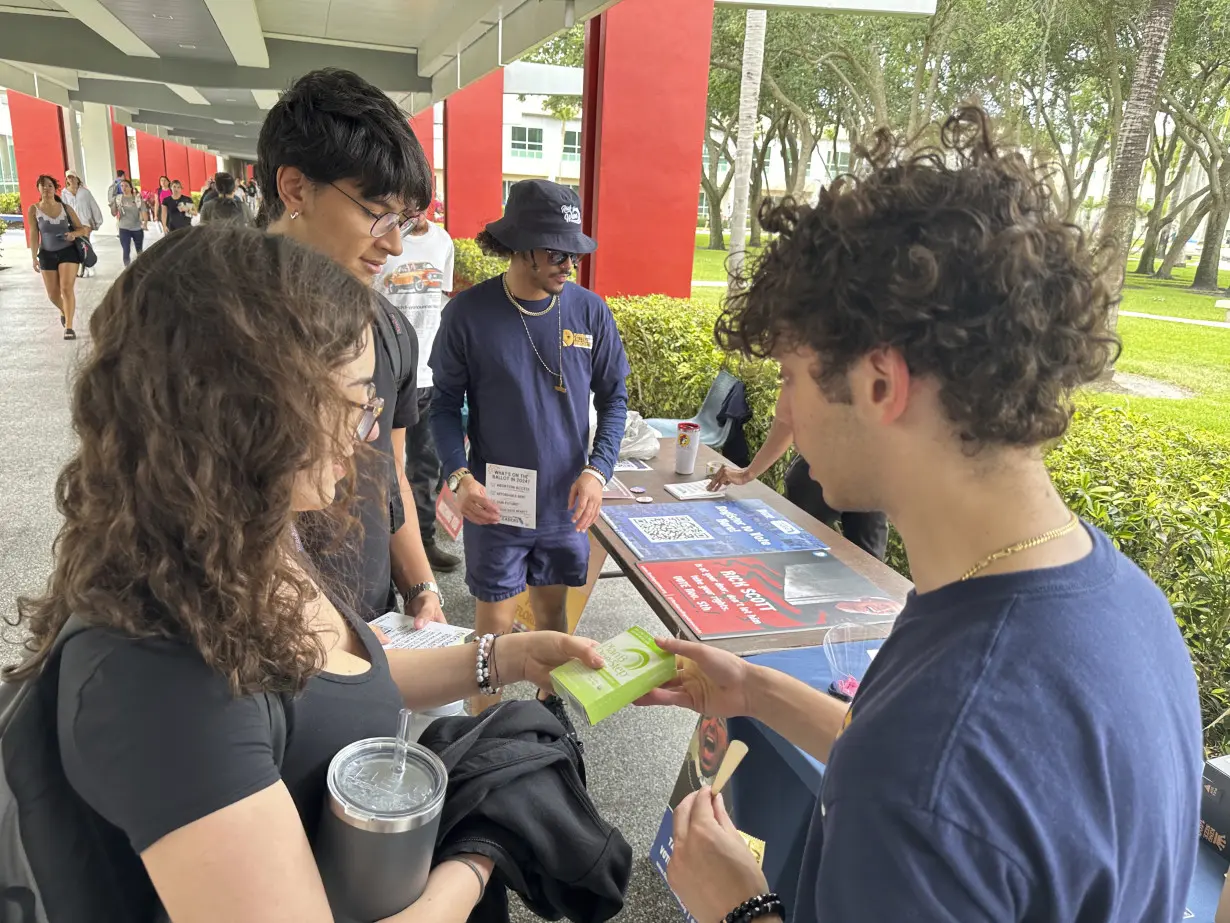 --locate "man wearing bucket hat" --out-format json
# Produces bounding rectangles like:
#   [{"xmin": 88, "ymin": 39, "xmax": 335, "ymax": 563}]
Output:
[{"xmin": 430, "ymin": 180, "xmax": 630, "ymax": 707}]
